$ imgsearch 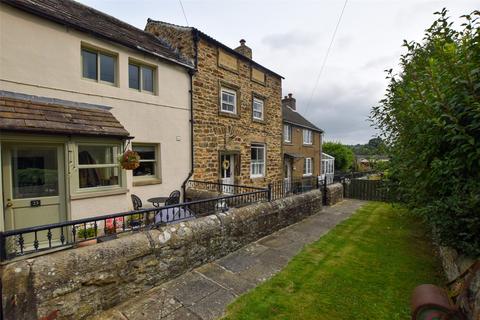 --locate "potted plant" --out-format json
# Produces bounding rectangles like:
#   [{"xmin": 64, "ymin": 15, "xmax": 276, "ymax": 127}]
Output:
[
  {"xmin": 118, "ymin": 150, "xmax": 140, "ymax": 170},
  {"xmin": 76, "ymin": 226, "xmax": 97, "ymax": 247},
  {"xmin": 98, "ymin": 217, "xmax": 122, "ymax": 242},
  {"xmin": 127, "ymin": 214, "xmax": 143, "ymax": 229}
]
